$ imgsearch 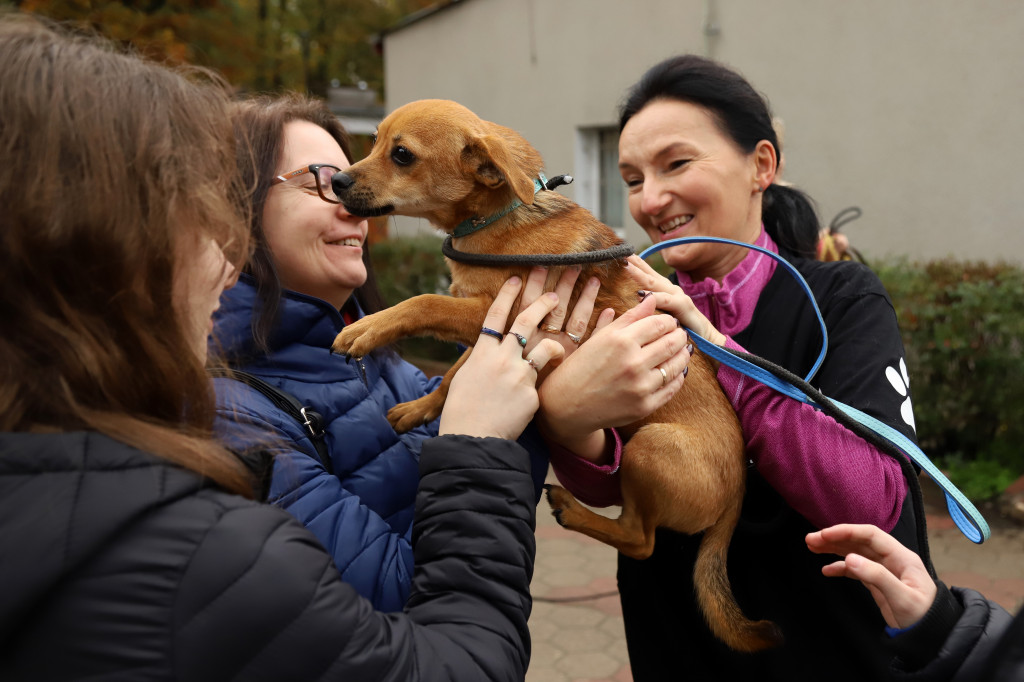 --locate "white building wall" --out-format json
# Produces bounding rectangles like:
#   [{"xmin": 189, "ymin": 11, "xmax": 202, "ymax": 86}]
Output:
[{"xmin": 381, "ymin": 0, "xmax": 1024, "ymax": 263}]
